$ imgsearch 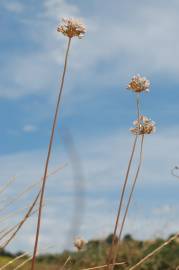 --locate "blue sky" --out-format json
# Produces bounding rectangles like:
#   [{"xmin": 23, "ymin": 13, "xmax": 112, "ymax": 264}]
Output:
[{"xmin": 0, "ymin": 0, "xmax": 179, "ymax": 254}]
